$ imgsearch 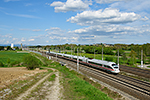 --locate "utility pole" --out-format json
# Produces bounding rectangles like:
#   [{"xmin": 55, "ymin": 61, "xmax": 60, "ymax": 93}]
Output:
[
  {"xmin": 71, "ymin": 45, "xmax": 72, "ymax": 58},
  {"xmin": 94, "ymin": 49, "xmax": 95, "ymax": 59},
  {"xmin": 118, "ymin": 49, "xmax": 119, "ymax": 67},
  {"xmin": 80, "ymin": 47, "xmax": 81, "ymax": 56},
  {"xmin": 102, "ymin": 46, "xmax": 103, "ymax": 60},
  {"xmin": 77, "ymin": 48, "xmax": 79, "ymax": 72},
  {"xmin": 74, "ymin": 48, "xmax": 75, "ymax": 55},
  {"xmin": 141, "ymin": 49, "xmax": 143, "ymax": 68},
  {"xmin": 56, "ymin": 48, "xmax": 57, "ymax": 61}
]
